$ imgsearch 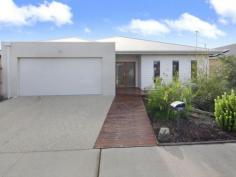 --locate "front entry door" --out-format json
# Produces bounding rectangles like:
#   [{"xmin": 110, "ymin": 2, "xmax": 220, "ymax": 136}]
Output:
[{"xmin": 116, "ymin": 62, "xmax": 135, "ymax": 87}]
